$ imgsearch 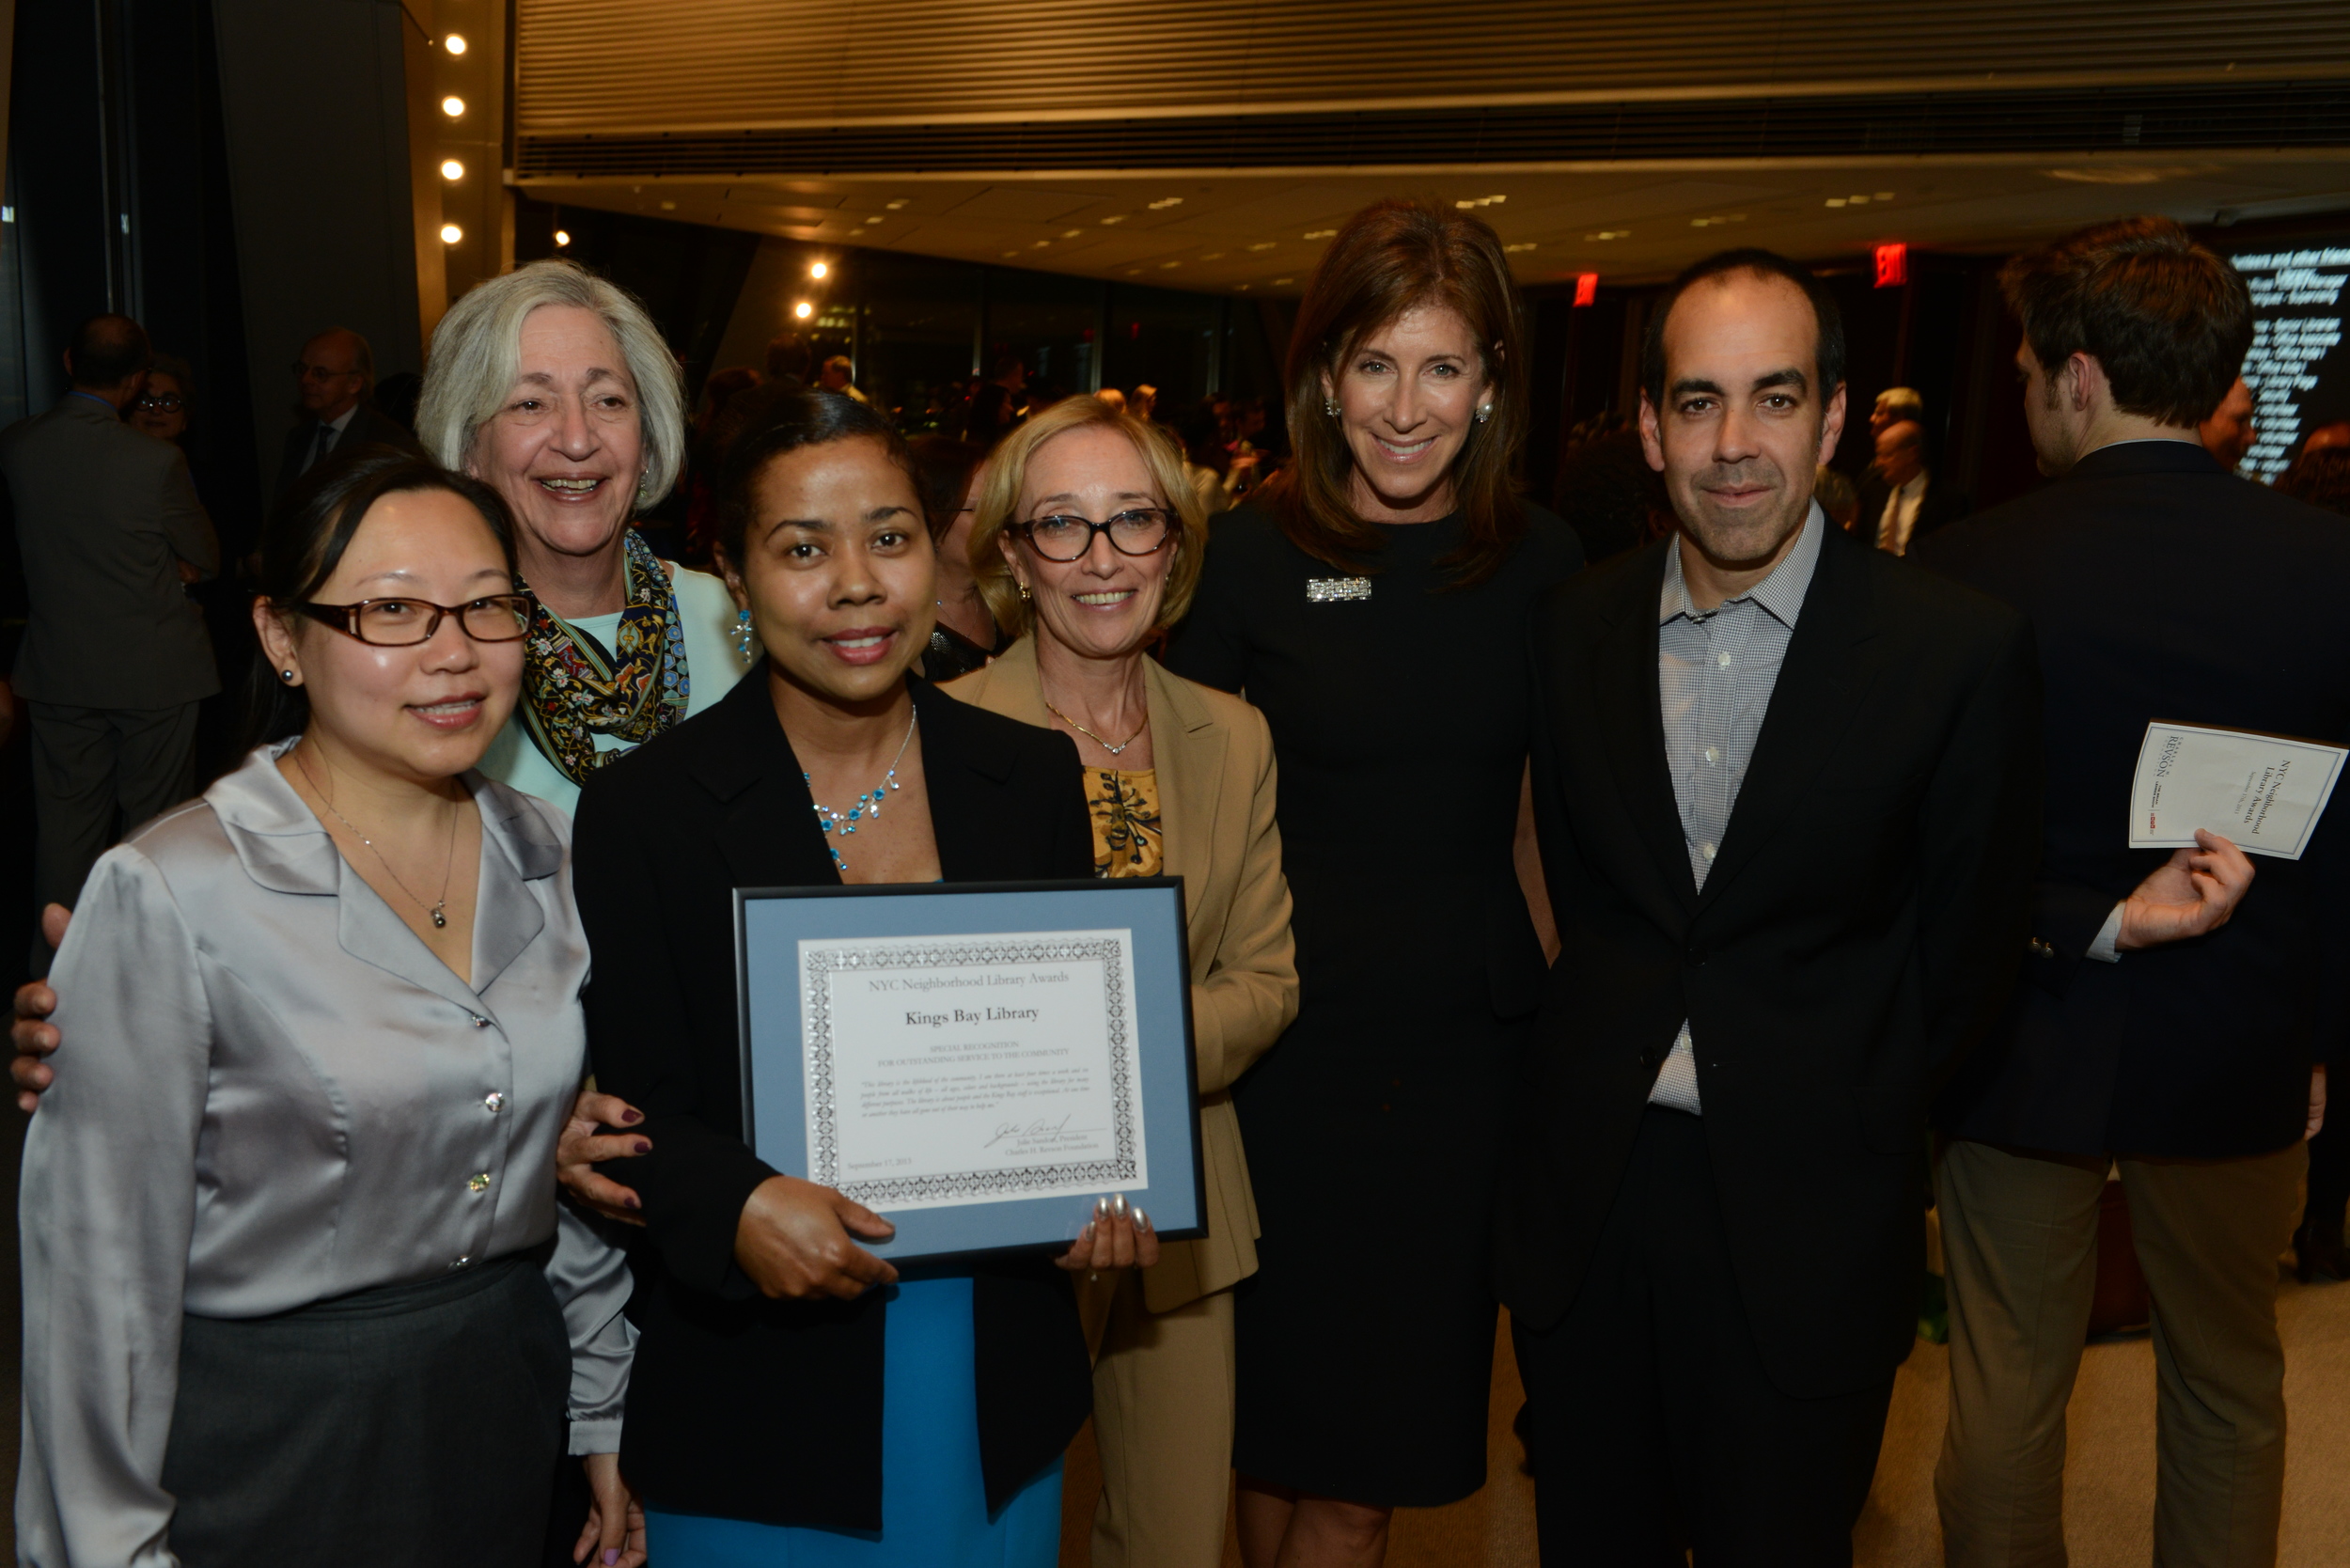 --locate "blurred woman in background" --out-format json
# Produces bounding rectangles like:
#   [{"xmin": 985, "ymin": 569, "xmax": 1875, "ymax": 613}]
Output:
[{"xmin": 906, "ymin": 433, "xmax": 1008, "ymax": 680}]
